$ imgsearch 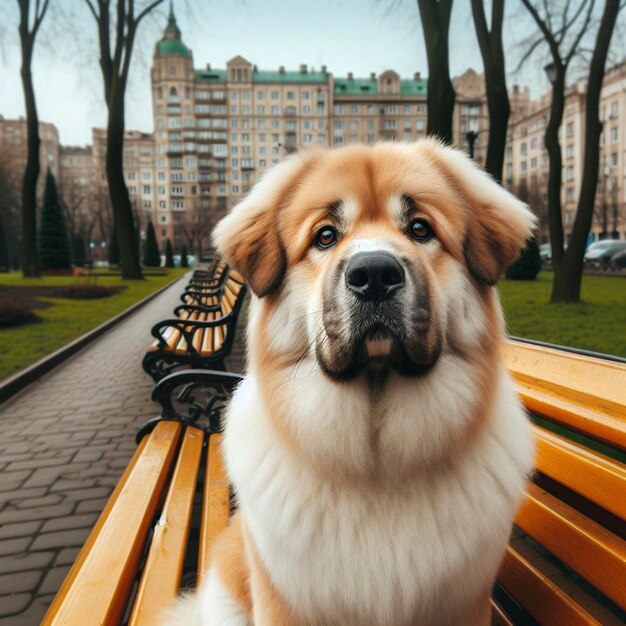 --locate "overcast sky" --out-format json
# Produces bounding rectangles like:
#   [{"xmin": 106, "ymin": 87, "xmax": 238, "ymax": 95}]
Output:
[{"xmin": 0, "ymin": 0, "xmax": 623, "ymax": 146}]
